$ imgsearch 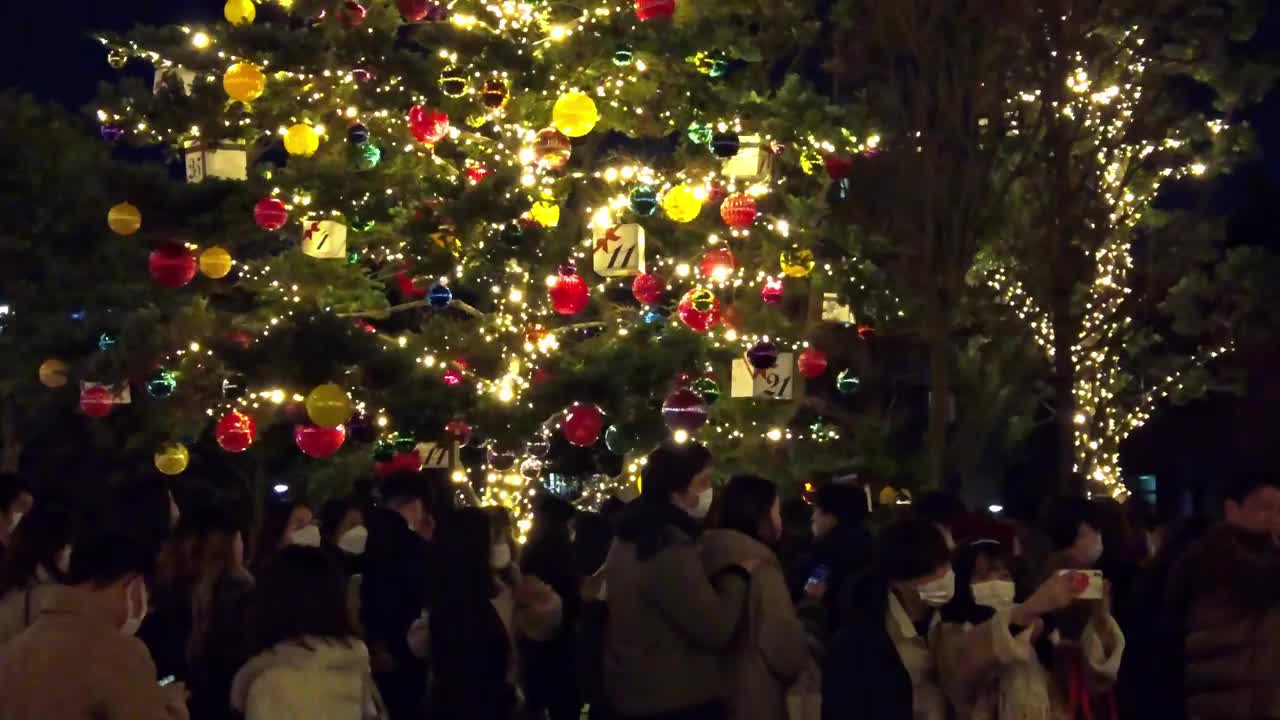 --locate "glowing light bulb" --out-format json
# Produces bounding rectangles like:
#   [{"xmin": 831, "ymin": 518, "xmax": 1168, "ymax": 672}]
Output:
[{"xmin": 192, "ymin": 32, "xmax": 210, "ymax": 49}]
